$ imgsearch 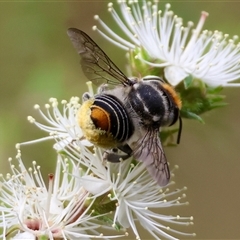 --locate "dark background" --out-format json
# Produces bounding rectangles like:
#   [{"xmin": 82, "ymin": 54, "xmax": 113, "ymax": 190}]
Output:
[{"xmin": 0, "ymin": 1, "xmax": 239, "ymax": 239}]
